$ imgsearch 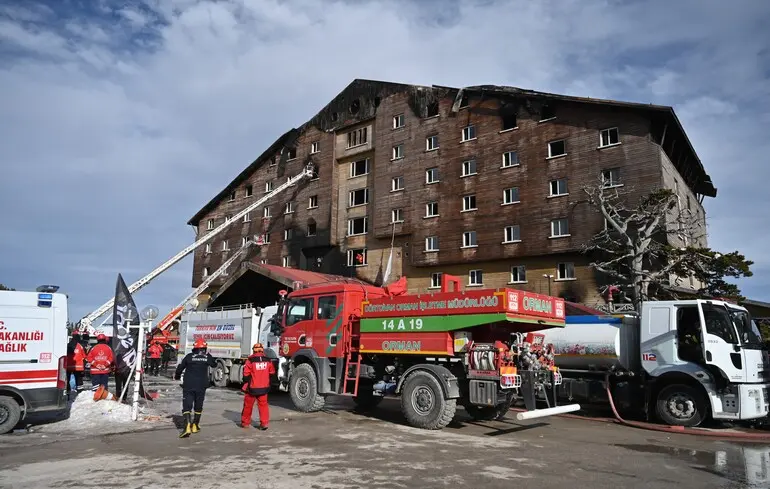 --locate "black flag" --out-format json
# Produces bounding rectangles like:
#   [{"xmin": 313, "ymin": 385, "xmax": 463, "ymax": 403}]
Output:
[{"xmin": 112, "ymin": 273, "xmax": 140, "ymax": 377}]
